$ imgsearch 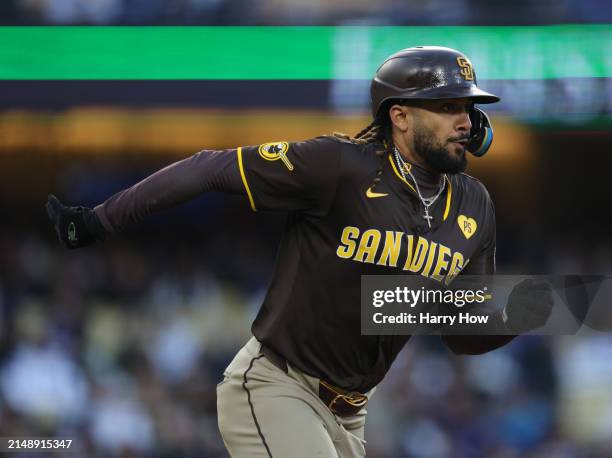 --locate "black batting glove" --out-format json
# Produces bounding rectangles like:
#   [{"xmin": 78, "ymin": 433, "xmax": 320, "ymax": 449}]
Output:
[
  {"xmin": 502, "ymin": 279, "xmax": 554, "ymax": 333},
  {"xmin": 46, "ymin": 194, "xmax": 107, "ymax": 249}
]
